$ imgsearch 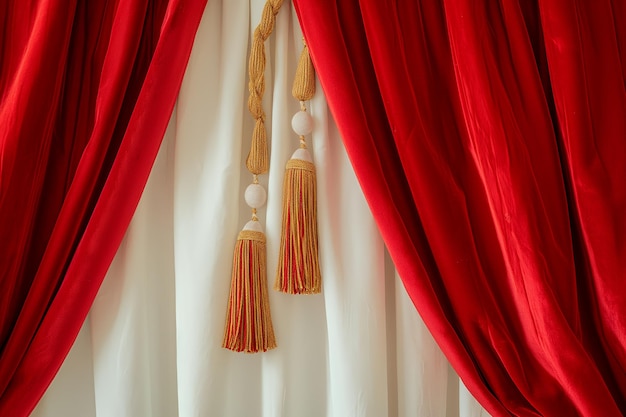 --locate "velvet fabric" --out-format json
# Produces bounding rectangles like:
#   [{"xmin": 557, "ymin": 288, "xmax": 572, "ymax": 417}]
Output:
[
  {"xmin": 0, "ymin": 0, "xmax": 206, "ymax": 415},
  {"xmin": 294, "ymin": 0, "xmax": 626, "ymax": 415}
]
